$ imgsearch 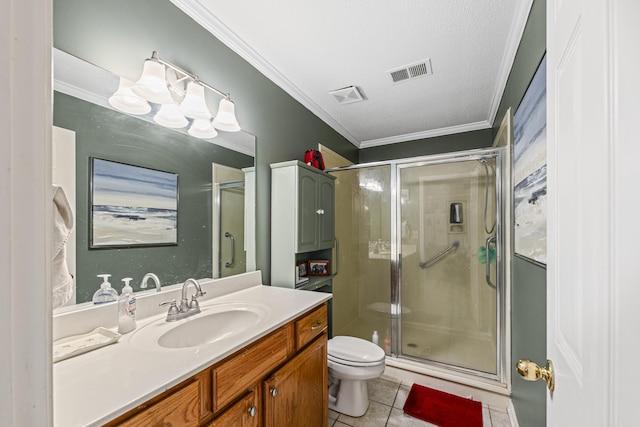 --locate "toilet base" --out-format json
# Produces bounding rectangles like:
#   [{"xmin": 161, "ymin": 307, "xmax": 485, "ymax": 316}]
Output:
[{"xmin": 328, "ymin": 378, "xmax": 370, "ymax": 417}]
